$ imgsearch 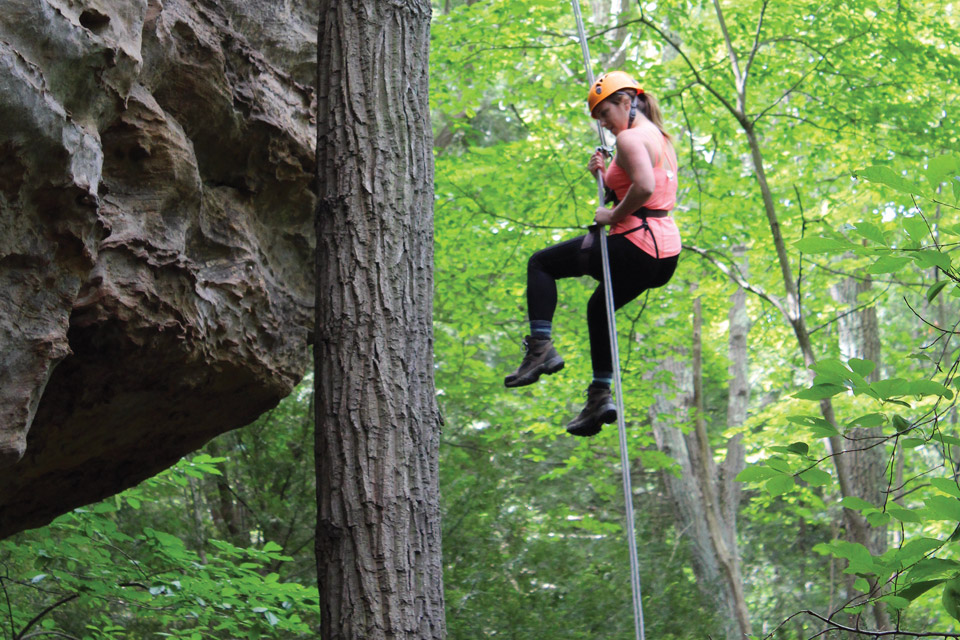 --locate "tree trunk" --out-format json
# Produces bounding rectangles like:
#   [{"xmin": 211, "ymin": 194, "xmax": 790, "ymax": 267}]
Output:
[
  {"xmin": 648, "ymin": 286, "xmax": 751, "ymax": 640},
  {"xmin": 720, "ymin": 246, "xmax": 749, "ymax": 536},
  {"xmin": 831, "ymin": 272, "xmax": 890, "ymax": 630},
  {"xmin": 314, "ymin": 2, "xmax": 445, "ymax": 639}
]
